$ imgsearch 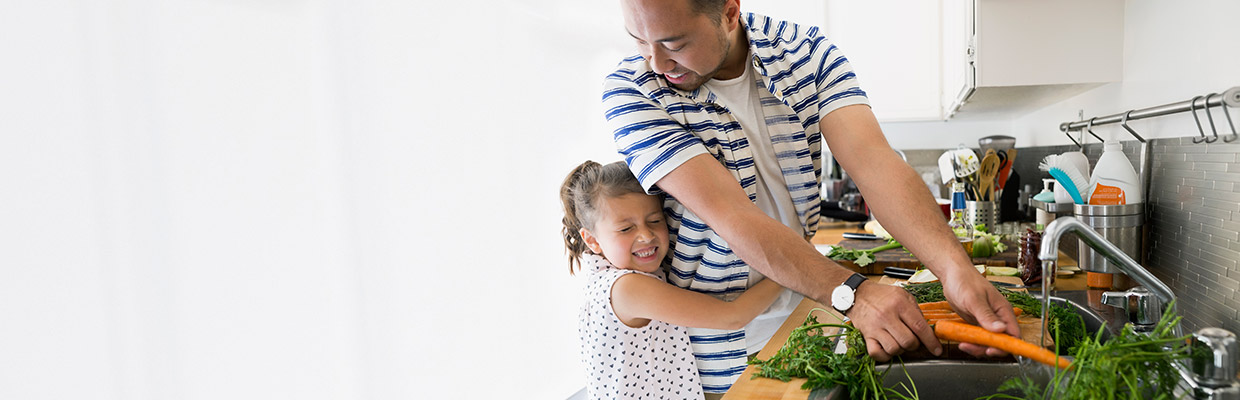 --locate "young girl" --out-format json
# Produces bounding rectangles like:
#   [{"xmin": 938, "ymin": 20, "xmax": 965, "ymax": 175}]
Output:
[{"xmin": 561, "ymin": 160, "xmax": 785, "ymax": 400}]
